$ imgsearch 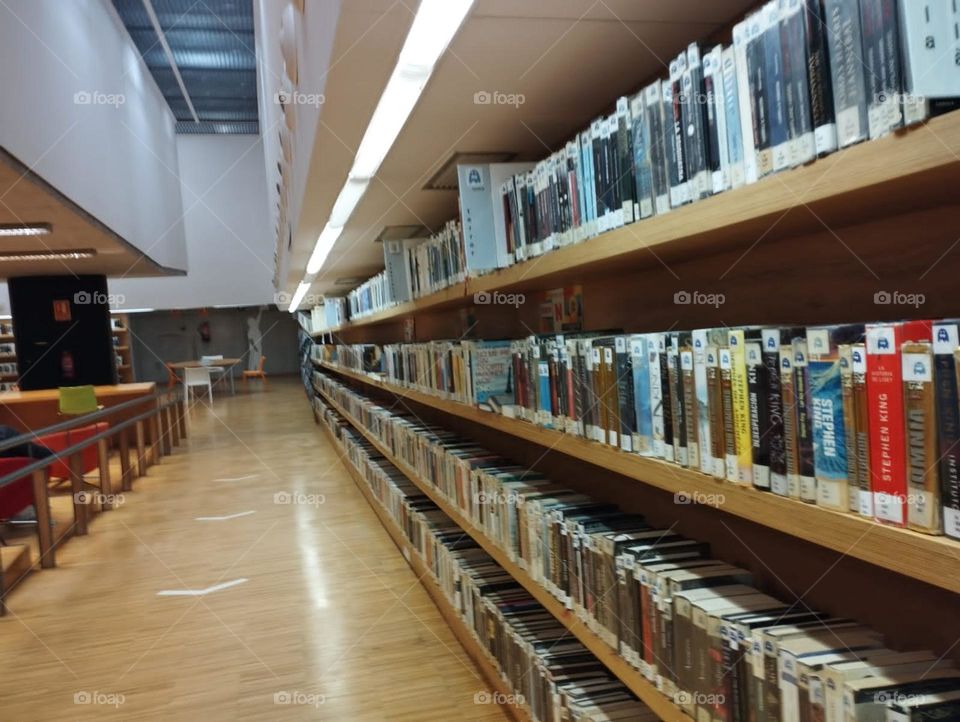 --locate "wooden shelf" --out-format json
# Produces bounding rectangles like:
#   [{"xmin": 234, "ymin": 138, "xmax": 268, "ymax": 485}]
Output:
[
  {"xmin": 0, "ymin": 335, "xmax": 14, "ymax": 343},
  {"xmin": 315, "ymin": 384, "xmax": 694, "ymax": 722},
  {"xmin": 317, "ymin": 413, "xmax": 530, "ymax": 722},
  {"xmin": 317, "ymin": 361, "xmax": 960, "ymax": 596},
  {"xmin": 317, "ymin": 113, "xmax": 960, "ymax": 333},
  {"xmin": 115, "ymin": 345, "xmax": 130, "ymax": 353}
]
